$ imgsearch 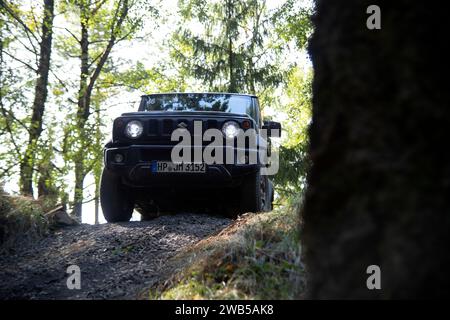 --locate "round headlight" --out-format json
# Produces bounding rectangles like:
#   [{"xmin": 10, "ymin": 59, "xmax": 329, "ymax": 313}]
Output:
[
  {"xmin": 125, "ymin": 120, "xmax": 143, "ymax": 139},
  {"xmin": 222, "ymin": 121, "xmax": 240, "ymax": 139}
]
